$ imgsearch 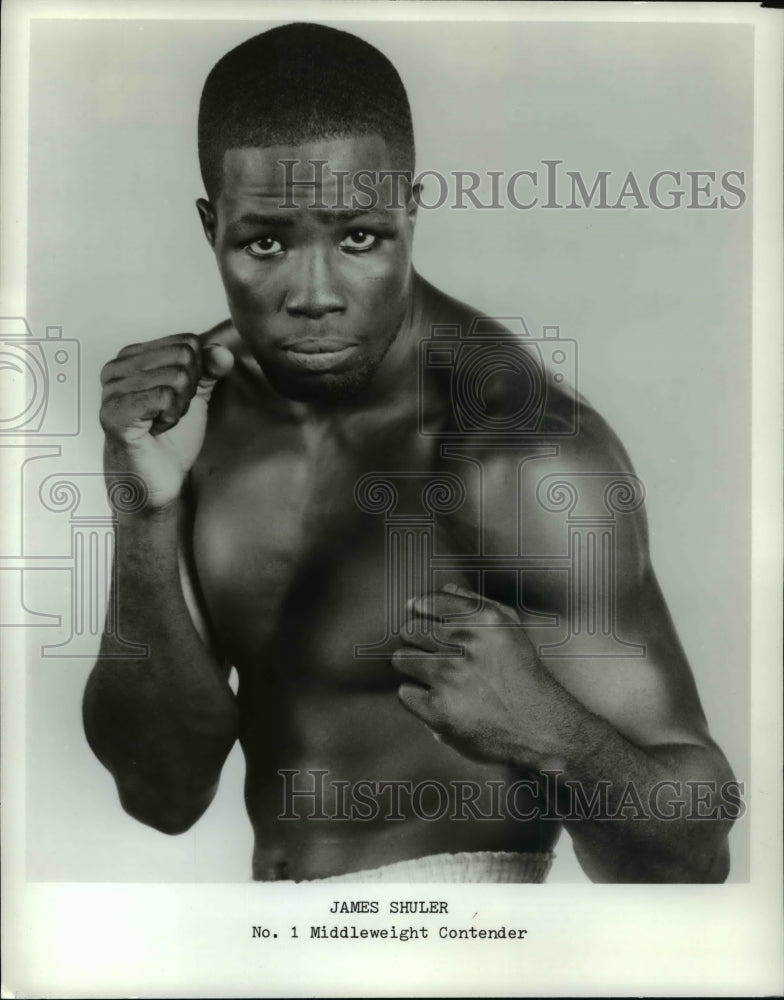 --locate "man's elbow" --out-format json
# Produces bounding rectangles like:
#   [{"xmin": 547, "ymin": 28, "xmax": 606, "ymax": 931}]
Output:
[
  {"xmin": 709, "ymin": 843, "xmax": 731, "ymax": 883},
  {"xmin": 657, "ymin": 822, "xmax": 732, "ymax": 883},
  {"xmin": 689, "ymin": 838, "xmax": 731, "ymax": 884},
  {"xmin": 117, "ymin": 775, "xmax": 218, "ymax": 835}
]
